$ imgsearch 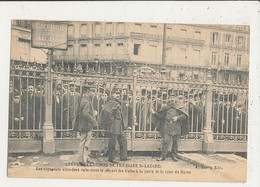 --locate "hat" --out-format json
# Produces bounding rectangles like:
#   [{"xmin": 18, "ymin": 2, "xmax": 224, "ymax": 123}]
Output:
[
  {"xmin": 68, "ymin": 82, "xmax": 74, "ymax": 86},
  {"xmin": 112, "ymin": 87, "xmax": 121, "ymax": 94},
  {"xmin": 82, "ymin": 84, "xmax": 96, "ymax": 93},
  {"xmin": 14, "ymin": 92, "xmax": 20, "ymax": 98}
]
